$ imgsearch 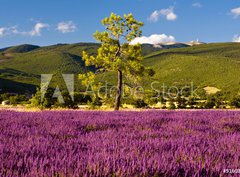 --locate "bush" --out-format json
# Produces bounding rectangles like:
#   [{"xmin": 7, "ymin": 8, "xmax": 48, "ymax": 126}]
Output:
[
  {"xmin": 187, "ymin": 97, "xmax": 196, "ymax": 109},
  {"xmin": 74, "ymin": 93, "xmax": 92, "ymax": 105},
  {"xmin": 204, "ymin": 98, "xmax": 216, "ymax": 109},
  {"xmin": 0, "ymin": 93, "xmax": 27, "ymax": 105},
  {"xmin": 87, "ymin": 96, "xmax": 102, "ymax": 109},
  {"xmin": 168, "ymin": 100, "xmax": 176, "ymax": 110},
  {"xmin": 122, "ymin": 97, "xmax": 148, "ymax": 109},
  {"xmin": 230, "ymin": 96, "xmax": 240, "ymax": 108},
  {"xmin": 9, "ymin": 95, "xmax": 28, "ymax": 105},
  {"xmin": 0, "ymin": 93, "xmax": 11, "ymax": 101},
  {"xmin": 176, "ymin": 96, "xmax": 187, "ymax": 109},
  {"xmin": 30, "ymin": 88, "xmax": 75, "ymax": 109},
  {"xmin": 135, "ymin": 99, "xmax": 148, "ymax": 108},
  {"xmin": 203, "ymin": 94, "xmax": 226, "ymax": 109}
]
